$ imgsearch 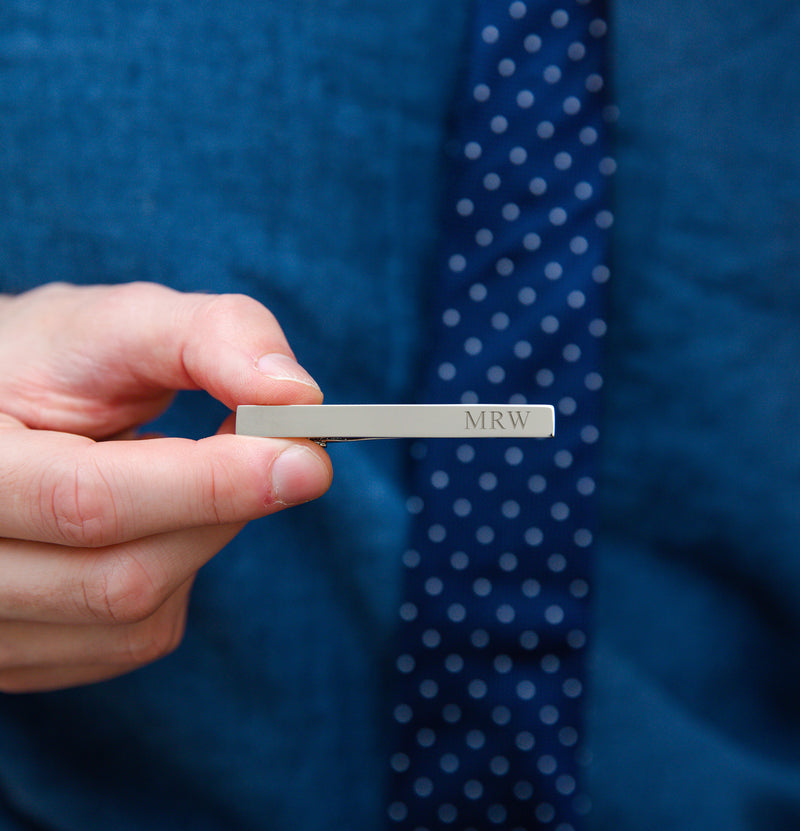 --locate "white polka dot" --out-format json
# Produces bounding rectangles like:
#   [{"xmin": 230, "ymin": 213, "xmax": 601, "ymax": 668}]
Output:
[
  {"xmin": 490, "ymin": 114, "xmax": 508, "ymax": 134},
  {"xmin": 422, "ymin": 629, "xmax": 441, "ymax": 648},
  {"xmin": 555, "ymin": 453, "xmax": 574, "ymax": 473},
  {"xmin": 440, "ymin": 753, "xmax": 460, "ymax": 773},
  {"xmin": 525, "ymin": 527, "xmax": 544, "ymax": 546},
  {"xmin": 443, "ymin": 307, "xmax": 461, "ymax": 326},
  {"xmin": 516, "ymin": 731, "xmax": 535, "ymax": 751},
  {"xmin": 474, "ymin": 83, "xmax": 491, "ymax": 102},
  {"xmin": 499, "ymin": 552, "xmax": 518, "ymax": 571},
  {"xmin": 541, "ymin": 315, "xmax": 560, "ymax": 333},
  {"xmin": 456, "ymin": 444, "xmax": 475, "ymax": 463},
  {"xmin": 559, "ymin": 726, "xmax": 579, "ymax": 746},
  {"xmin": 477, "ymin": 525, "xmax": 496, "ymax": 544},
  {"xmin": 529, "ymin": 176, "xmax": 547, "ymax": 196},
  {"xmin": 551, "ymin": 502, "xmax": 570, "ymax": 521},
  {"xmin": 483, "ymin": 172, "xmax": 501, "ymax": 190},
  {"xmin": 593, "ymin": 264, "xmax": 611, "ymax": 283},
  {"xmin": 400, "ymin": 602, "xmax": 417, "ymax": 621},
  {"xmin": 567, "ymin": 629, "xmax": 587, "ymax": 649},
  {"xmin": 470, "ymin": 282, "xmax": 488, "ymax": 301},
  {"xmin": 447, "ymin": 603, "xmax": 466, "ymax": 623},
  {"xmin": 536, "ymin": 368, "xmax": 554, "ymax": 386},
  {"xmin": 496, "ymin": 256, "xmax": 514, "ymax": 275},
  {"xmin": 498, "ymin": 57, "xmax": 516, "ymax": 77},
  {"xmin": 425, "ymin": 576, "xmax": 444, "ymax": 595},
  {"xmin": 496, "ymin": 604, "xmax": 515, "ymax": 623},
  {"xmin": 540, "ymin": 705, "xmax": 560, "ymax": 725},
  {"xmin": 524, "ymin": 33, "xmax": 542, "ymax": 53},
  {"xmin": 413, "ymin": 777, "xmax": 433, "ymax": 797},
  {"xmin": 515, "ymin": 781, "xmax": 534, "ymax": 800},
  {"xmin": 568, "ymin": 41, "xmax": 586, "ymax": 60},
  {"xmin": 518, "ymin": 284, "xmax": 537, "ymax": 303},
  {"xmin": 479, "ymin": 472, "xmax": 498, "ymax": 490},
  {"xmin": 509, "ymin": 1, "xmax": 527, "ymax": 19},
  {"xmin": 544, "ymin": 65, "xmax": 562, "ymax": 84},
  {"xmin": 438, "ymin": 362, "xmax": 456, "ymax": 381},
  {"xmin": 402, "ymin": 548, "xmax": 421, "ymax": 568},
  {"xmin": 473, "ymin": 577, "xmax": 492, "ymax": 596},
  {"xmin": 567, "ymin": 290, "xmax": 586, "ymax": 308},
  {"xmin": 396, "ymin": 654, "xmax": 415, "ymax": 673},
  {"xmin": 394, "ymin": 704, "xmax": 413, "ymax": 723},
  {"xmin": 523, "ymin": 233, "xmax": 541, "ymax": 253},
  {"xmin": 558, "ymin": 396, "xmax": 577, "ymax": 415},
  {"xmin": 406, "ymin": 495, "xmax": 424, "ymax": 514},
  {"xmin": 586, "ymin": 73, "xmax": 604, "ymax": 93},
  {"xmin": 505, "ymin": 446, "xmax": 524, "ymax": 465},
  {"xmin": 467, "ymin": 730, "xmax": 486, "ymax": 751},
  {"xmin": 490, "ymin": 755, "xmax": 511, "ymax": 774},
  {"xmin": 390, "ymin": 753, "xmax": 410, "ymax": 773},
  {"xmin": 464, "ymin": 779, "xmax": 483, "ymax": 798},
  {"xmin": 487, "ymin": 365, "xmax": 505, "ymax": 384},
  {"xmin": 516, "ymin": 88, "xmax": 535, "ymax": 108},
  {"xmin": 445, "ymin": 653, "xmax": 464, "ymax": 672},
  {"xmin": 509, "ymin": 145, "xmax": 527, "ymax": 165},
  {"xmin": 468, "ymin": 679, "xmax": 488, "ymax": 699},
  {"xmin": 464, "ymin": 141, "xmax": 482, "ymax": 160},
  {"xmin": 549, "ymin": 207, "xmax": 567, "ymax": 226},
  {"xmin": 475, "ymin": 227, "xmax": 493, "ymax": 246},
  {"xmin": 520, "ymin": 630, "xmax": 539, "ymax": 650},
  {"xmin": 514, "ymin": 340, "xmax": 532, "ymax": 359},
  {"xmin": 501, "ymin": 202, "xmax": 520, "ymax": 221},
  {"xmin": 589, "ymin": 317, "xmax": 607, "ymax": 337},
  {"xmin": 388, "ymin": 801, "xmax": 407, "ymax": 822},
  {"xmin": 449, "ymin": 253, "xmax": 466, "ymax": 272},
  {"xmin": 554, "ymin": 151, "xmax": 572, "ymax": 170},
  {"xmin": 570, "ymin": 235, "xmax": 589, "ymax": 255},
  {"xmin": 438, "ymin": 804, "xmax": 457, "ymax": 823},
  {"xmin": 537, "ymin": 120, "xmax": 555, "ymax": 139},
  {"xmin": 563, "ymin": 678, "xmax": 583, "ymax": 698},
  {"xmin": 548, "ymin": 553, "xmax": 567, "ymax": 572},
  {"xmin": 488, "ymin": 804, "xmax": 507, "ymax": 824},
  {"xmin": 471, "ymin": 629, "xmax": 490, "ymax": 648},
  {"xmin": 453, "ymin": 497, "xmax": 472, "ymax": 517},
  {"xmin": 544, "ymin": 261, "xmax": 563, "ymax": 280},
  {"xmin": 536, "ymin": 803, "xmax": 556, "ymax": 823},
  {"xmin": 585, "ymin": 371, "xmax": 603, "ymax": 390},
  {"xmin": 596, "ymin": 209, "xmax": 614, "ymax": 229},
  {"xmin": 590, "ymin": 18, "xmax": 609, "ymax": 37},
  {"xmin": 494, "ymin": 654, "xmax": 513, "ymax": 673},
  {"xmin": 581, "ymin": 424, "xmax": 600, "ymax": 443},
  {"xmin": 522, "ymin": 578, "xmax": 541, "ymax": 598},
  {"xmin": 556, "ymin": 774, "xmax": 577, "ymax": 795},
  {"xmin": 575, "ymin": 181, "xmax": 593, "ymax": 200},
  {"xmin": 456, "ymin": 197, "xmax": 474, "ymax": 216},
  {"xmin": 428, "ymin": 524, "xmax": 446, "ymax": 543},
  {"xmin": 482, "ymin": 25, "xmax": 500, "ymax": 43},
  {"xmin": 551, "ymin": 8, "xmax": 569, "ymax": 27},
  {"xmin": 528, "ymin": 474, "xmax": 546, "ymax": 493},
  {"xmin": 600, "ymin": 156, "xmax": 617, "ymax": 175},
  {"xmin": 574, "ymin": 528, "xmax": 593, "ymax": 547},
  {"xmin": 563, "ymin": 343, "xmax": 581, "ymax": 362},
  {"xmin": 570, "ymin": 578, "xmax": 590, "ymax": 598},
  {"xmin": 419, "ymin": 680, "xmax": 438, "ymax": 700},
  {"xmin": 517, "ymin": 680, "xmax": 536, "ymax": 700},
  {"xmin": 501, "ymin": 499, "xmax": 520, "ymax": 518},
  {"xmin": 491, "ymin": 311, "xmax": 510, "ymax": 330},
  {"xmin": 442, "ymin": 704, "xmax": 461, "ymax": 723},
  {"xmin": 563, "ymin": 95, "xmax": 581, "ymax": 115},
  {"xmin": 450, "ymin": 551, "xmax": 469, "ymax": 571},
  {"xmin": 464, "ymin": 336, "xmax": 482, "ymax": 355},
  {"xmin": 461, "ymin": 390, "xmax": 479, "ymax": 404},
  {"xmin": 579, "ymin": 126, "xmax": 598, "ymax": 145},
  {"xmin": 538, "ymin": 754, "xmax": 558, "ymax": 775},
  {"xmin": 542, "ymin": 653, "xmax": 560, "ymax": 673},
  {"xmin": 431, "ymin": 470, "xmax": 450, "ymax": 489},
  {"xmin": 577, "ymin": 476, "xmax": 595, "ymax": 495}
]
